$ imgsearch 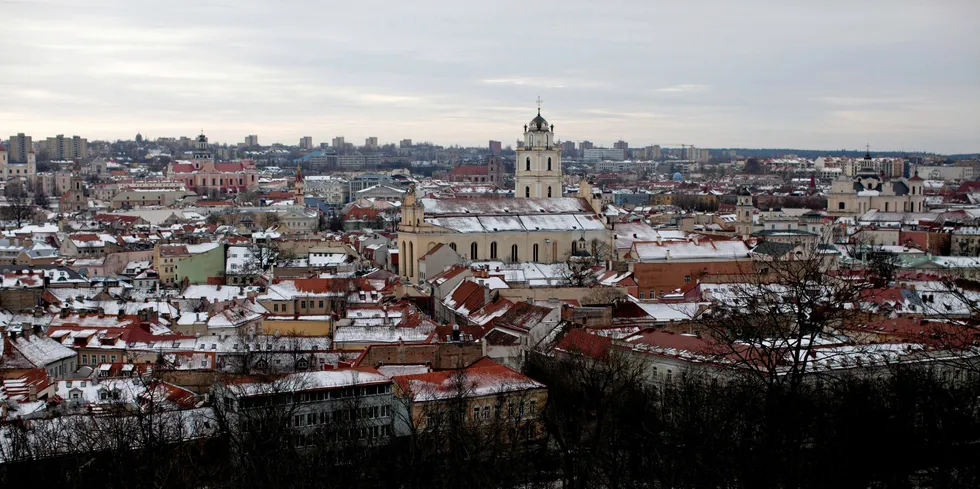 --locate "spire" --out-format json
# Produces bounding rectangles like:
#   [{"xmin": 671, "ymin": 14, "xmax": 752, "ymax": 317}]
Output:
[
  {"xmin": 536, "ymin": 95, "xmax": 542, "ymax": 115},
  {"xmin": 864, "ymin": 143, "xmax": 871, "ymax": 160},
  {"xmin": 295, "ymin": 164, "xmax": 303, "ymax": 183}
]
